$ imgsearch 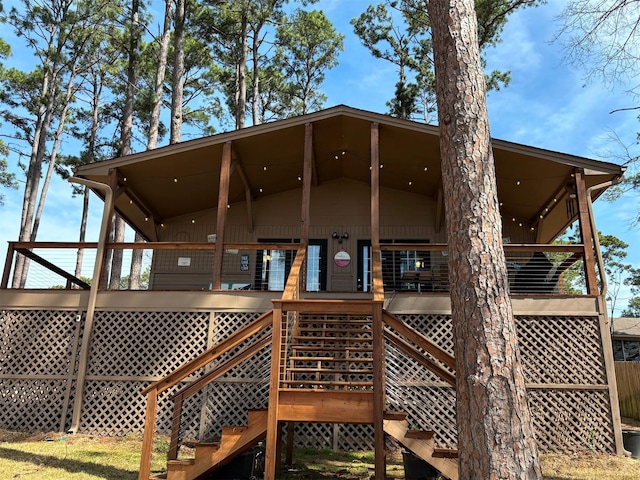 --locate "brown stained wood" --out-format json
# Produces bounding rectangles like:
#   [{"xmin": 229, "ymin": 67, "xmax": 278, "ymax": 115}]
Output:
[
  {"xmin": 382, "ymin": 311, "xmax": 456, "ymax": 371},
  {"xmin": 276, "ymin": 299, "xmax": 378, "ymax": 315},
  {"xmin": 1, "ymin": 242, "xmax": 15, "ymax": 288},
  {"xmin": 283, "ymin": 247, "xmax": 306, "ymax": 300},
  {"xmin": 433, "ymin": 448, "xmax": 459, "ymax": 459},
  {"xmin": 370, "ymin": 122, "xmax": 380, "ymax": 248},
  {"xmin": 301, "ymin": 123, "xmax": 313, "ymax": 248},
  {"xmin": 213, "ymin": 142, "xmax": 232, "ymax": 291},
  {"xmin": 138, "ymin": 388, "xmax": 158, "ymax": 480},
  {"xmin": 406, "ymin": 430, "xmax": 435, "ymax": 440},
  {"xmin": 383, "ymin": 419, "xmax": 458, "ymax": 480},
  {"xmin": 232, "ymin": 161, "xmax": 255, "ymax": 233},
  {"xmin": 264, "ymin": 306, "xmax": 284, "ymax": 480},
  {"xmin": 372, "ymin": 303, "xmax": 386, "ymax": 480},
  {"xmin": 371, "ymin": 248, "xmax": 384, "ymax": 302},
  {"xmin": 278, "ymin": 389, "xmax": 374, "ymax": 423},
  {"xmin": 141, "ymin": 310, "xmax": 273, "ymax": 395},
  {"xmin": 286, "ymin": 422, "xmax": 295, "ymax": 466},
  {"xmin": 574, "ymin": 170, "xmax": 599, "ymax": 295},
  {"xmin": 384, "ymin": 328, "xmax": 456, "ymax": 387},
  {"xmin": 383, "ymin": 411, "xmax": 407, "ymax": 421}
]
